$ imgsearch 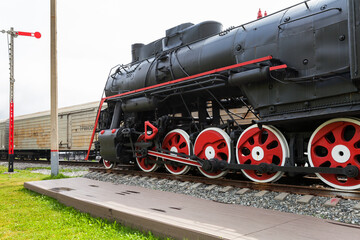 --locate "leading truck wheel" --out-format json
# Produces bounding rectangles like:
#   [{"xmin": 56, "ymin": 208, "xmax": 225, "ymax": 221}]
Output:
[
  {"xmin": 236, "ymin": 125, "xmax": 288, "ymax": 183},
  {"xmin": 103, "ymin": 159, "xmax": 116, "ymax": 169},
  {"xmin": 194, "ymin": 127, "xmax": 231, "ymax": 178},
  {"xmin": 308, "ymin": 118, "xmax": 360, "ymax": 190},
  {"xmin": 162, "ymin": 129, "xmax": 191, "ymax": 175},
  {"xmin": 135, "ymin": 134, "xmax": 159, "ymax": 172}
]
